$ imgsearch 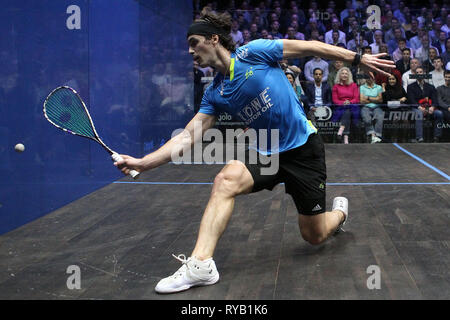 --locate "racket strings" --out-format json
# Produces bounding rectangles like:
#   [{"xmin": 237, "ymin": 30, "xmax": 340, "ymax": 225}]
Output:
[{"xmin": 45, "ymin": 88, "xmax": 97, "ymax": 139}]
